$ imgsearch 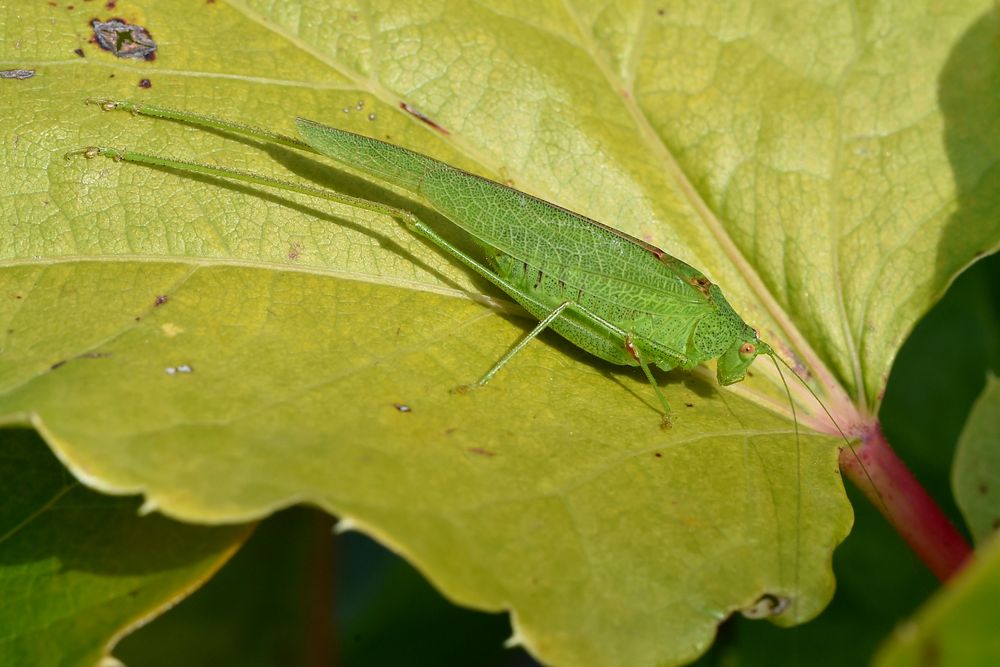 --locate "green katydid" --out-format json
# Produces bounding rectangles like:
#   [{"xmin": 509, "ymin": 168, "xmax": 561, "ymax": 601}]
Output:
[{"xmin": 68, "ymin": 98, "xmax": 831, "ymax": 433}]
